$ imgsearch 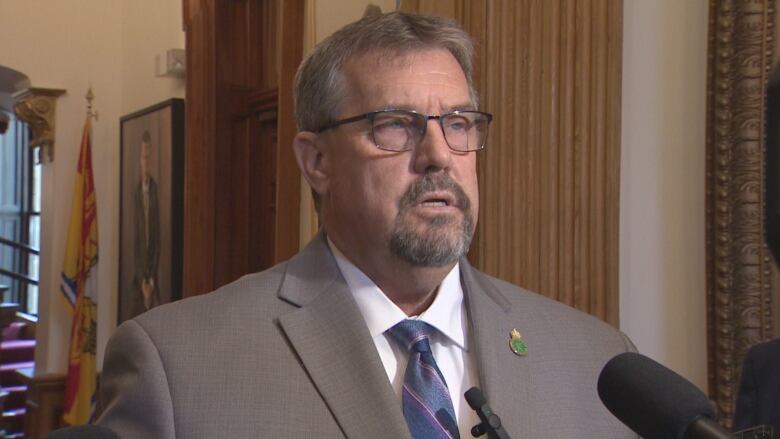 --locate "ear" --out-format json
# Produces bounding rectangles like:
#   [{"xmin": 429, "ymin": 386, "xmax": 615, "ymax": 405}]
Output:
[{"xmin": 293, "ymin": 131, "xmax": 330, "ymax": 197}]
